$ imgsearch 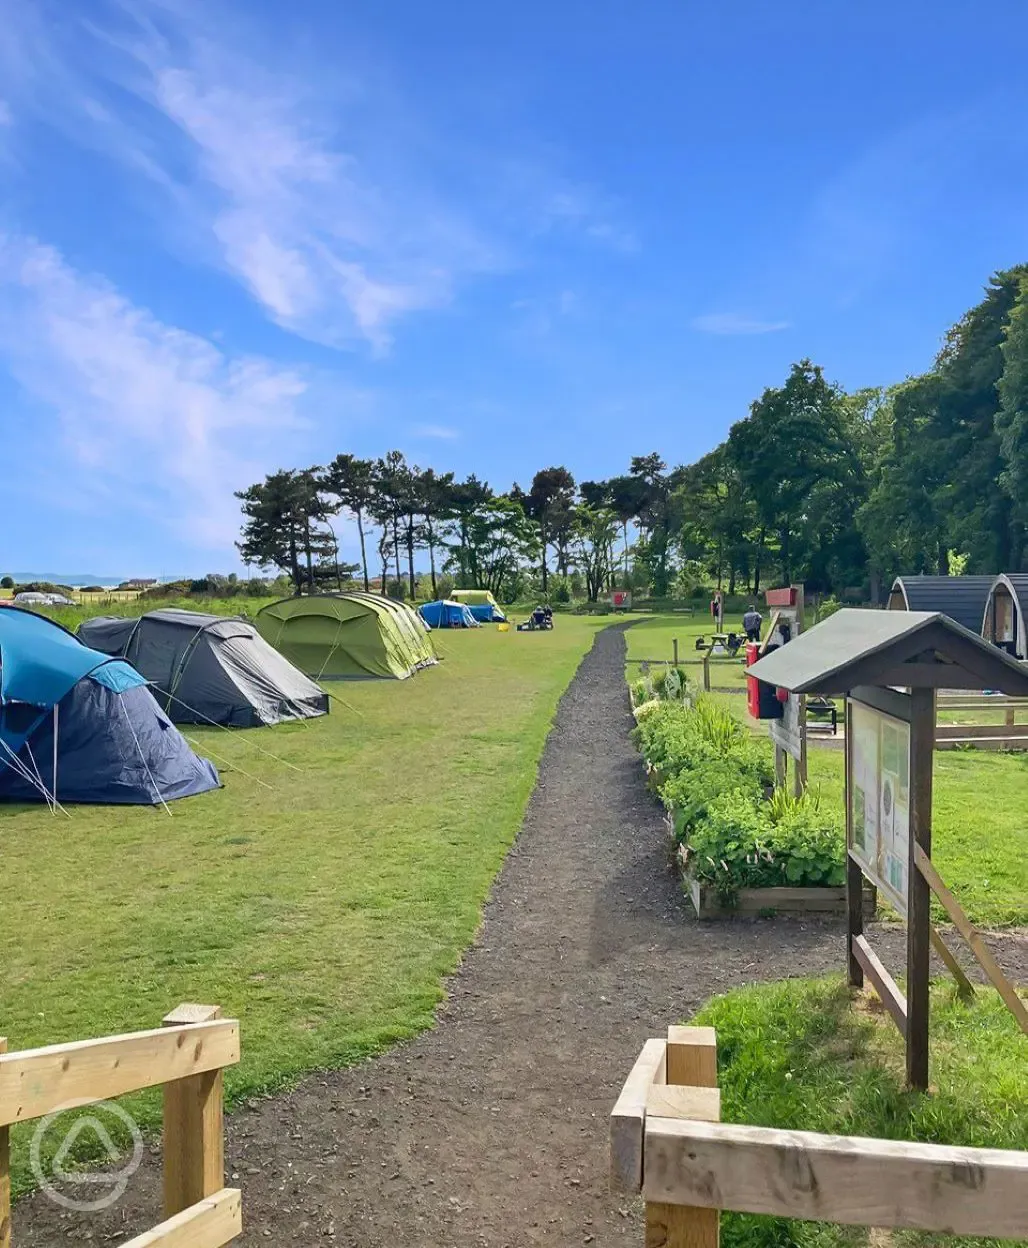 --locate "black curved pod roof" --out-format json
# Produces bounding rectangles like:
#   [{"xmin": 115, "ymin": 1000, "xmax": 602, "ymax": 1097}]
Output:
[{"xmin": 888, "ymin": 576, "xmax": 994, "ymax": 635}]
